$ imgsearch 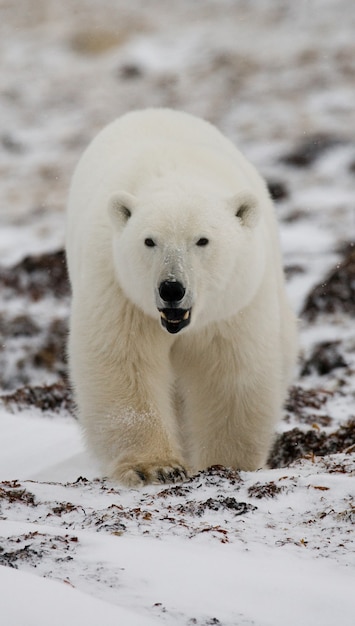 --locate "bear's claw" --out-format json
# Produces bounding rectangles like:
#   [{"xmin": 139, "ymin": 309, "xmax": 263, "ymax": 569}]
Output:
[
  {"xmin": 136, "ymin": 464, "xmax": 188, "ymax": 485},
  {"xmin": 156, "ymin": 465, "xmax": 189, "ymax": 484},
  {"xmin": 111, "ymin": 462, "xmax": 189, "ymax": 487}
]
